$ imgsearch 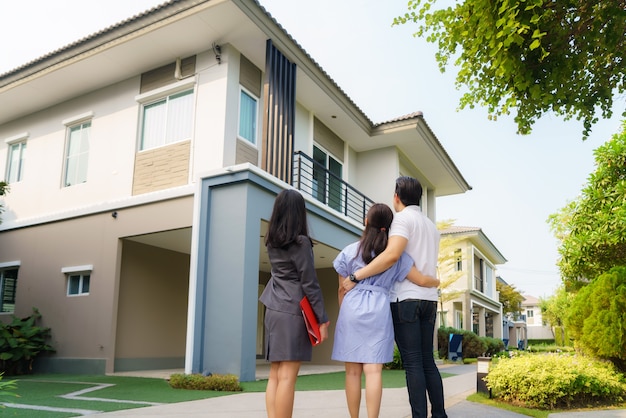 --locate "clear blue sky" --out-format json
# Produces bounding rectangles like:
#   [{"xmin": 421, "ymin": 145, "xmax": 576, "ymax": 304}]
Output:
[{"xmin": 2, "ymin": 0, "xmax": 623, "ymax": 298}]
